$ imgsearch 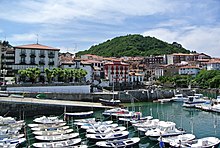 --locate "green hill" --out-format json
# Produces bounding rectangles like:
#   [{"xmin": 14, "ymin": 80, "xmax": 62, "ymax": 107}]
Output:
[{"xmin": 77, "ymin": 34, "xmax": 190, "ymax": 57}]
